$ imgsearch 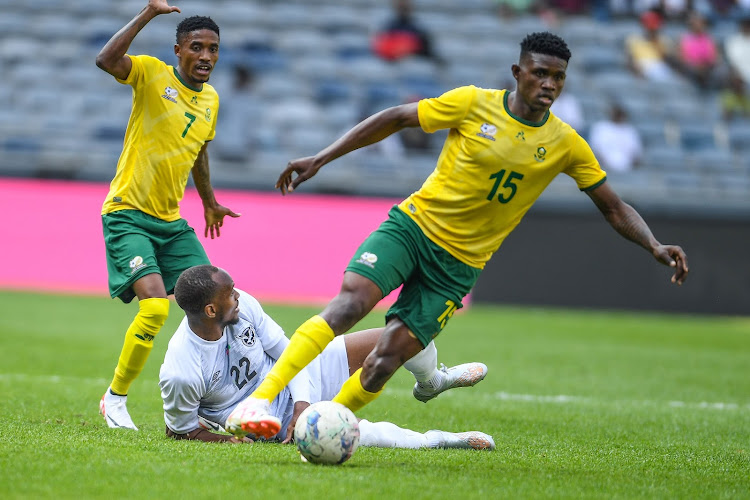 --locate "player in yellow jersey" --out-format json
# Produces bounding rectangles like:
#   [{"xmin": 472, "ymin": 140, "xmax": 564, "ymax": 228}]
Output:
[
  {"xmin": 226, "ymin": 32, "xmax": 689, "ymax": 439},
  {"xmin": 96, "ymin": 0, "xmax": 239, "ymax": 430}
]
